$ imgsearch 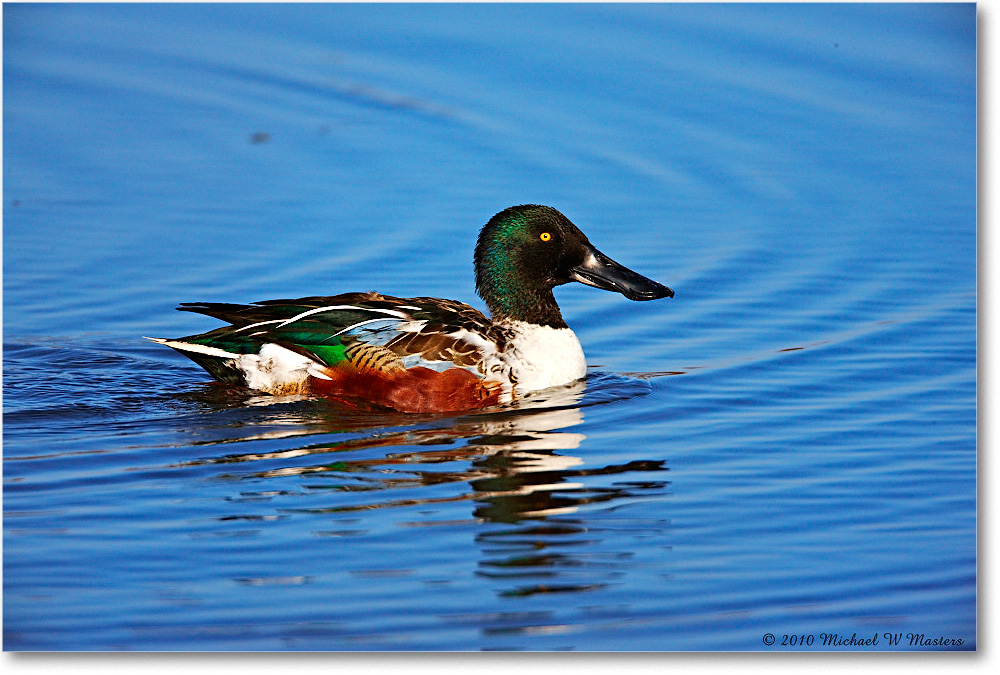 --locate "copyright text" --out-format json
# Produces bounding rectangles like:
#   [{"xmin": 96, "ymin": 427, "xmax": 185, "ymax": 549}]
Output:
[{"xmin": 761, "ymin": 632, "xmax": 965, "ymax": 648}]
